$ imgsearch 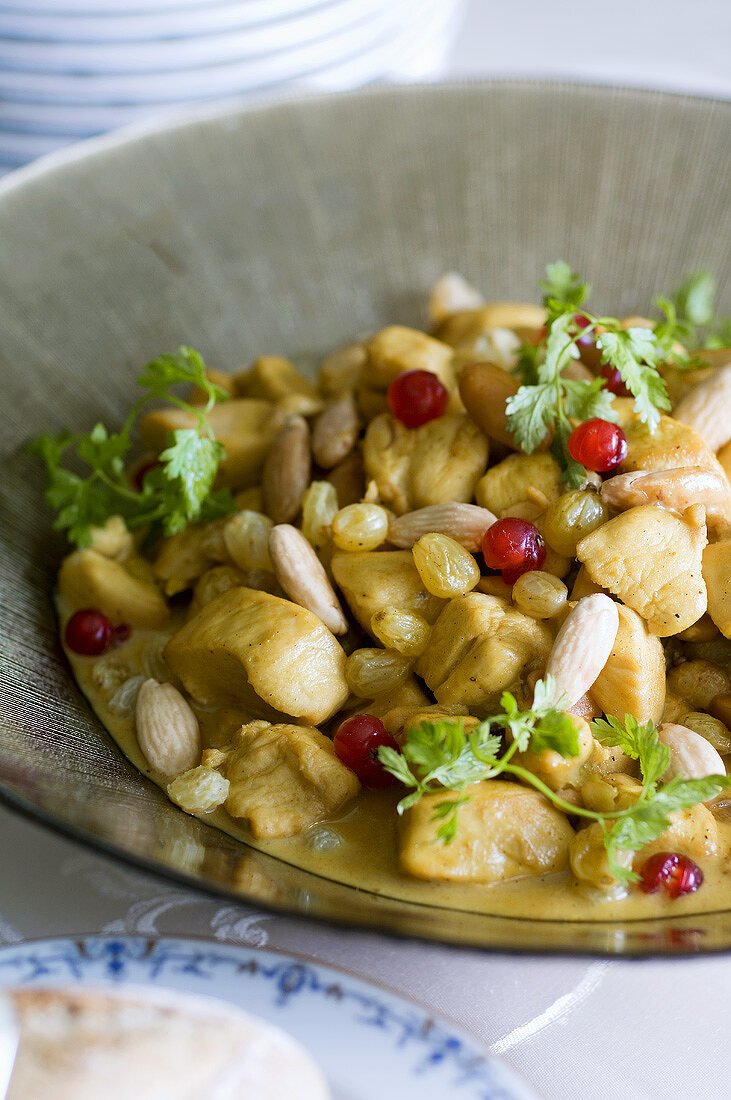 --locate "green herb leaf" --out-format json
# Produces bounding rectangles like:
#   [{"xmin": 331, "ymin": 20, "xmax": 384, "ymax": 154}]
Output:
[
  {"xmin": 539, "ymin": 261, "xmax": 590, "ymax": 310},
  {"xmin": 672, "ymin": 270, "xmax": 717, "ymax": 327},
  {"xmin": 31, "ymin": 345, "xmax": 234, "ymax": 548},
  {"xmin": 431, "ymin": 795, "xmax": 472, "ymax": 843},
  {"xmin": 595, "ymin": 328, "xmax": 670, "ymax": 431},
  {"xmin": 591, "ymin": 714, "xmax": 670, "ymax": 793}
]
